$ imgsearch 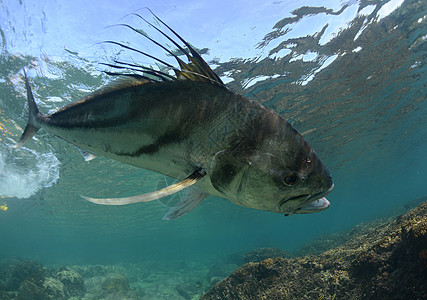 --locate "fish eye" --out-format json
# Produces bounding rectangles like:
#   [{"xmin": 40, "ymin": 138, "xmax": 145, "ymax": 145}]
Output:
[{"xmin": 283, "ymin": 173, "xmax": 299, "ymax": 186}]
